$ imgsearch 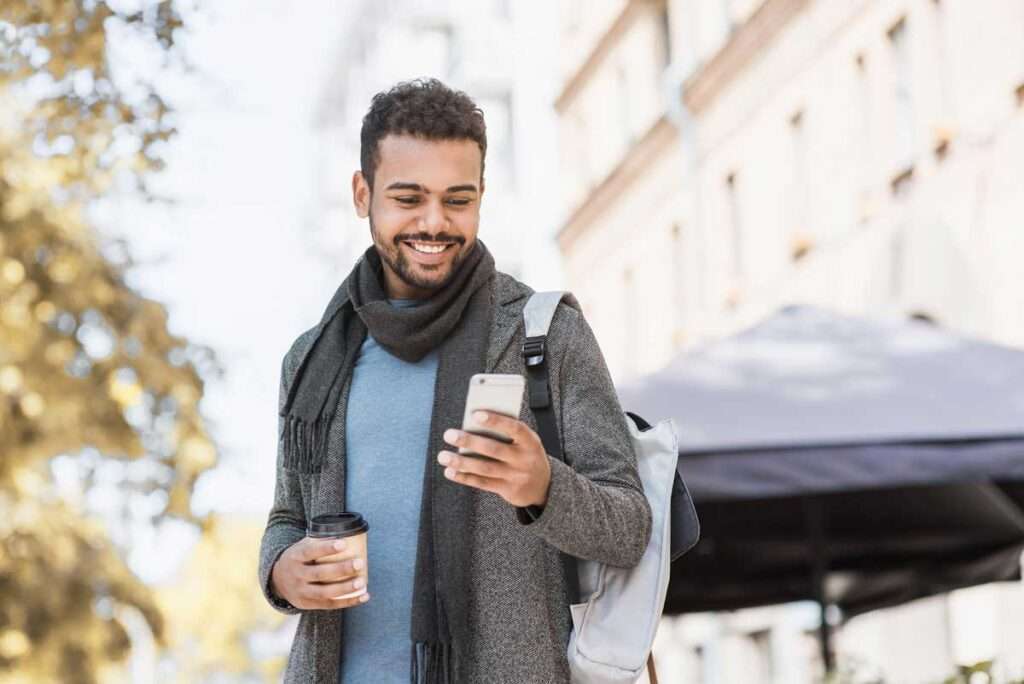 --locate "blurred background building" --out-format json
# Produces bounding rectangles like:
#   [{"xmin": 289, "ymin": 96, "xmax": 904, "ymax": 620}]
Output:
[{"xmin": 553, "ymin": 0, "xmax": 1024, "ymax": 681}]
